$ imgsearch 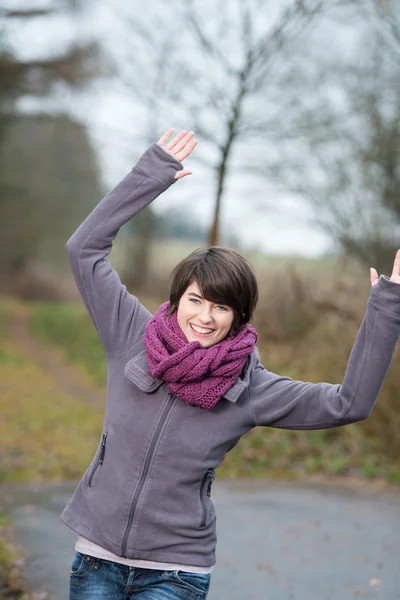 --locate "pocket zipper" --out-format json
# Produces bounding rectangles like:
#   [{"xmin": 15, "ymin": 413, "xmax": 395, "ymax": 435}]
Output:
[
  {"xmin": 88, "ymin": 432, "xmax": 108, "ymax": 488},
  {"xmin": 200, "ymin": 469, "xmax": 215, "ymax": 528}
]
